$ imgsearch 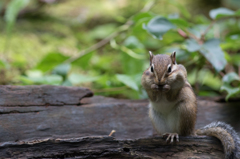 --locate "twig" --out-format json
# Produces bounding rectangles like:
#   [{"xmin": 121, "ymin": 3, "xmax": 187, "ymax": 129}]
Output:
[
  {"xmin": 185, "ymin": 29, "xmax": 203, "ymax": 44},
  {"xmin": 64, "ymin": 25, "xmax": 128, "ymax": 63},
  {"xmin": 109, "ymin": 130, "xmax": 116, "ymax": 137},
  {"xmin": 219, "ymin": 71, "xmax": 225, "ymax": 77},
  {"xmin": 178, "ymin": 15, "xmax": 240, "ymax": 45},
  {"xmin": 63, "ymin": 0, "xmax": 156, "ymax": 64},
  {"xmin": 200, "ymin": 20, "xmax": 216, "ymax": 41},
  {"xmin": 200, "ymin": 15, "xmax": 240, "ymax": 41},
  {"xmin": 177, "ymin": 29, "xmax": 188, "ymax": 39},
  {"xmin": 213, "ymin": 25, "xmax": 220, "ymax": 38}
]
